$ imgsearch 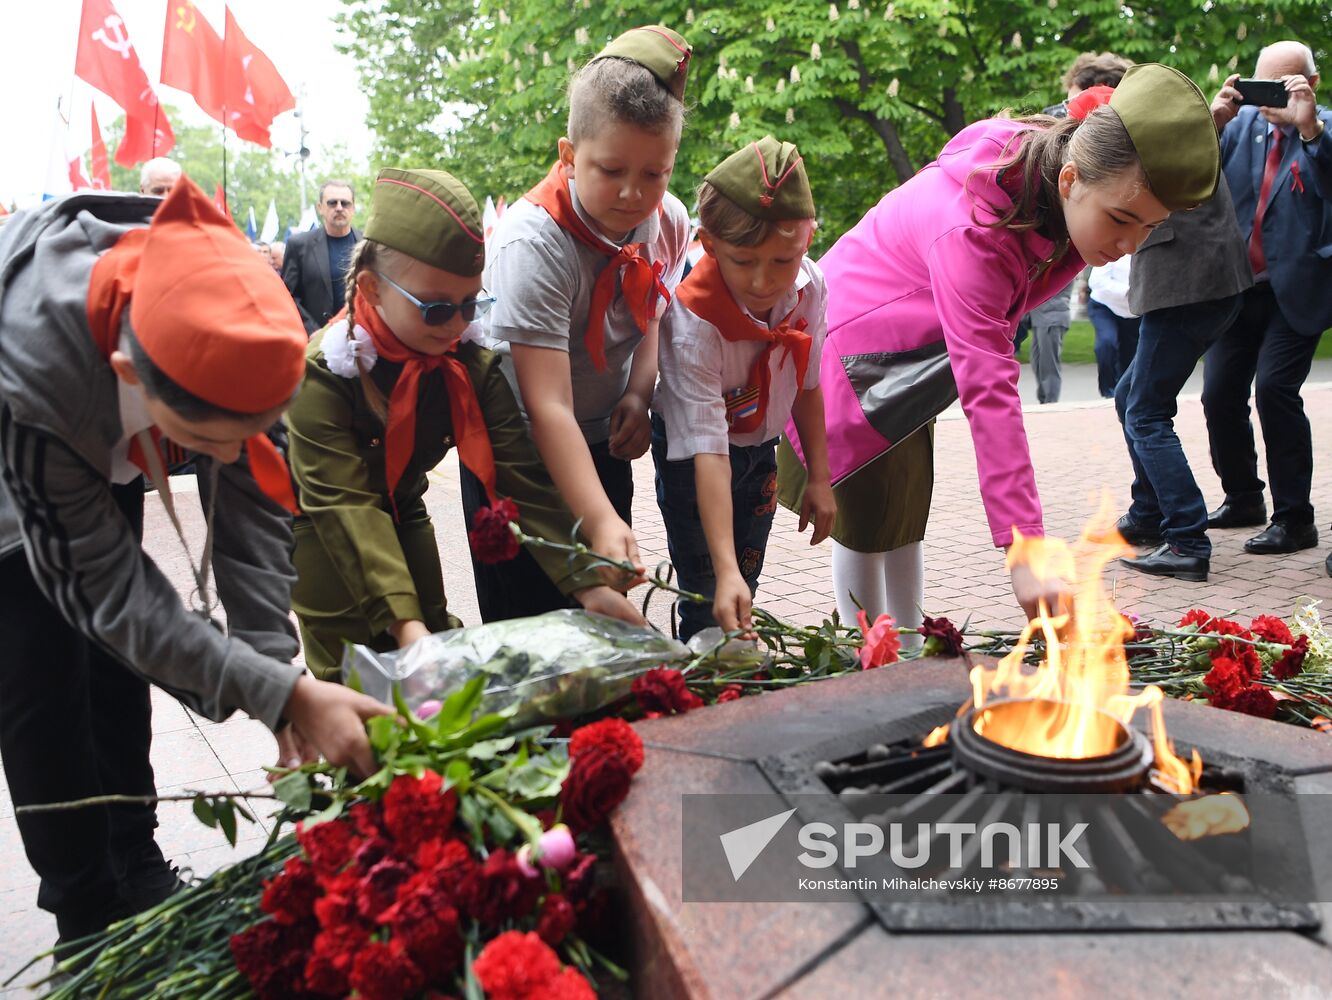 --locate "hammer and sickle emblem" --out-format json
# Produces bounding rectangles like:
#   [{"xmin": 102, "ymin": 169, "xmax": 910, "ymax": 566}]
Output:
[
  {"xmin": 175, "ymin": 3, "xmax": 197, "ymax": 32},
  {"xmin": 91, "ymin": 15, "xmax": 133, "ymax": 59}
]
